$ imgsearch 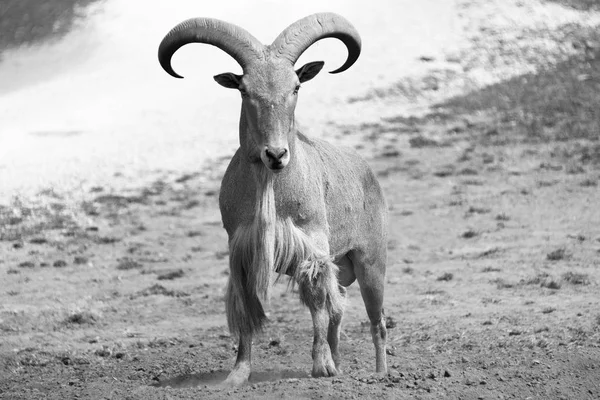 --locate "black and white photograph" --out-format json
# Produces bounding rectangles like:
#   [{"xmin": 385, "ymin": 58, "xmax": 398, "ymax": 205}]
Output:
[{"xmin": 1, "ymin": 0, "xmax": 599, "ymax": 398}]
